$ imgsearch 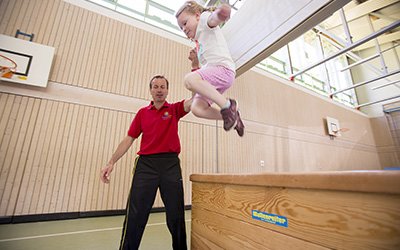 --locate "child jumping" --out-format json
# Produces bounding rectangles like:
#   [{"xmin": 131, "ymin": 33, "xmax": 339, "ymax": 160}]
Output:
[{"xmin": 175, "ymin": 1, "xmax": 244, "ymax": 137}]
